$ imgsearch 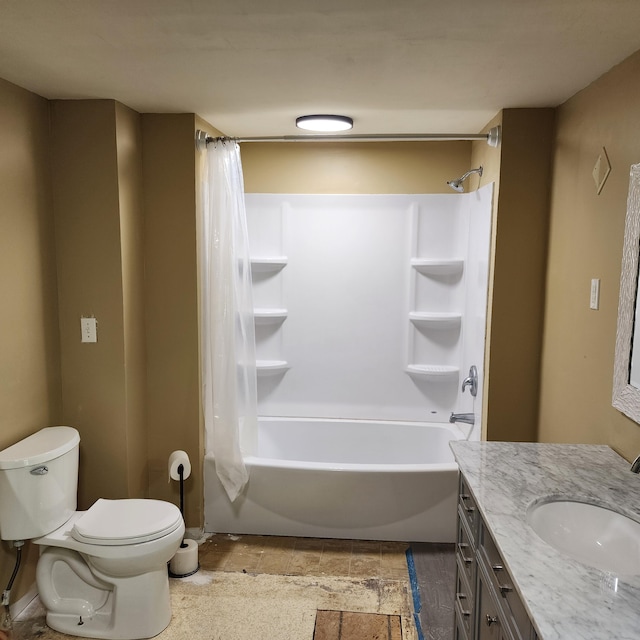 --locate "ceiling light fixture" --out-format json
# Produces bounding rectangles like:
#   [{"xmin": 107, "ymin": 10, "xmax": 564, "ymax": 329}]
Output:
[{"xmin": 296, "ymin": 114, "xmax": 353, "ymax": 133}]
